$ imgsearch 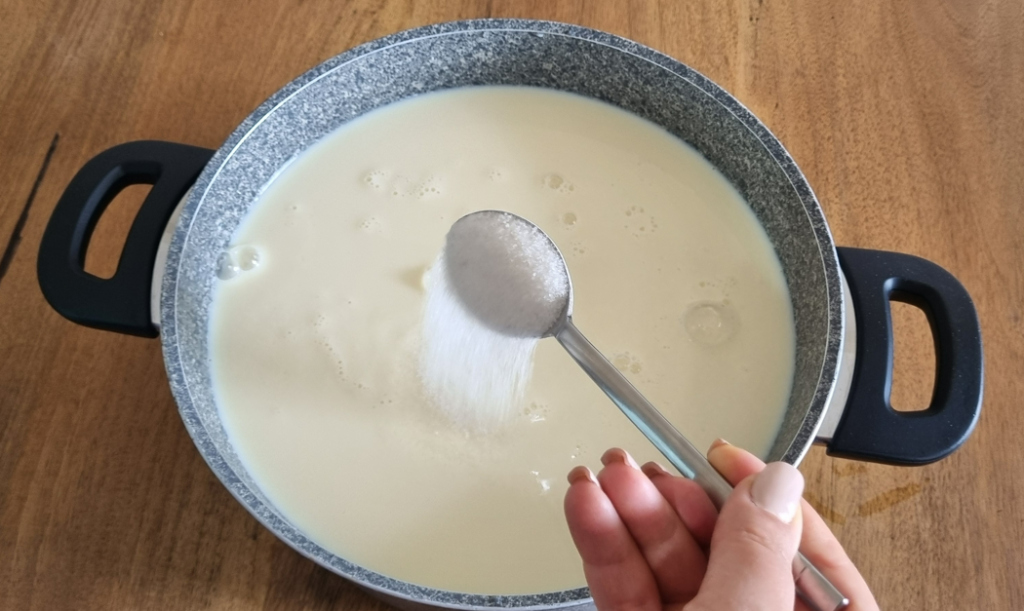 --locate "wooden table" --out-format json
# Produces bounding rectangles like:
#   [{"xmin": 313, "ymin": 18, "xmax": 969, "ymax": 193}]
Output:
[{"xmin": 2, "ymin": 1, "xmax": 1021, "ymax": 609}]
